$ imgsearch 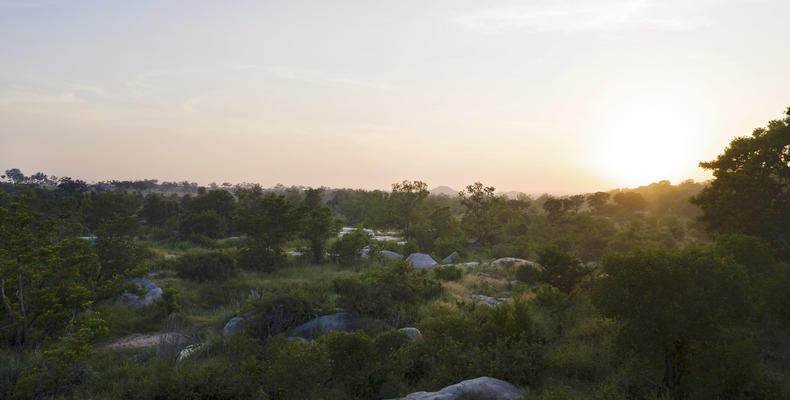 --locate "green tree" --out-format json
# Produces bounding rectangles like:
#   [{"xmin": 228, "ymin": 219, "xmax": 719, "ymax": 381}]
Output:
[
  {"xmin": 0, "ymin": 191, "xmax": 102, "ymax": 348},
  {"xmin": 140, "ymin": 194, "xmax": 180, "ymax": 227},
  {"xmin": 236, "ymin": 193, "xmax": 304, "ymax": 271},
  {"xmin": 537, "ymin": 245, "xmax": 586, "ymax": 293},
  {"xmin": 691, "ymin": 107, "xmax": 790, "ymax": 259},
  {"xmin": 592, "ymin": 247, "xmax": 752, "ymax": 398},
  {"xmin": 612, "ymin": 191, "xmax": 646, "ymax": 212},
  {"xmin": 94, "ymin": 215, "xmax": 148, "ymax": 283},
  {"xmin": 460, "ymin": 182, "xmax": 503, "ymax": 245},
  {"xmin": 585, "ymin": 191, "xmax": 610, "ymax": 213},
  {"xmin": 302, "ymin": 188, "xmax": 338, "ymax": 264},
  {"xmin": 389, "ymin": 180, "xmax": 429, "ymax": 237}
]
